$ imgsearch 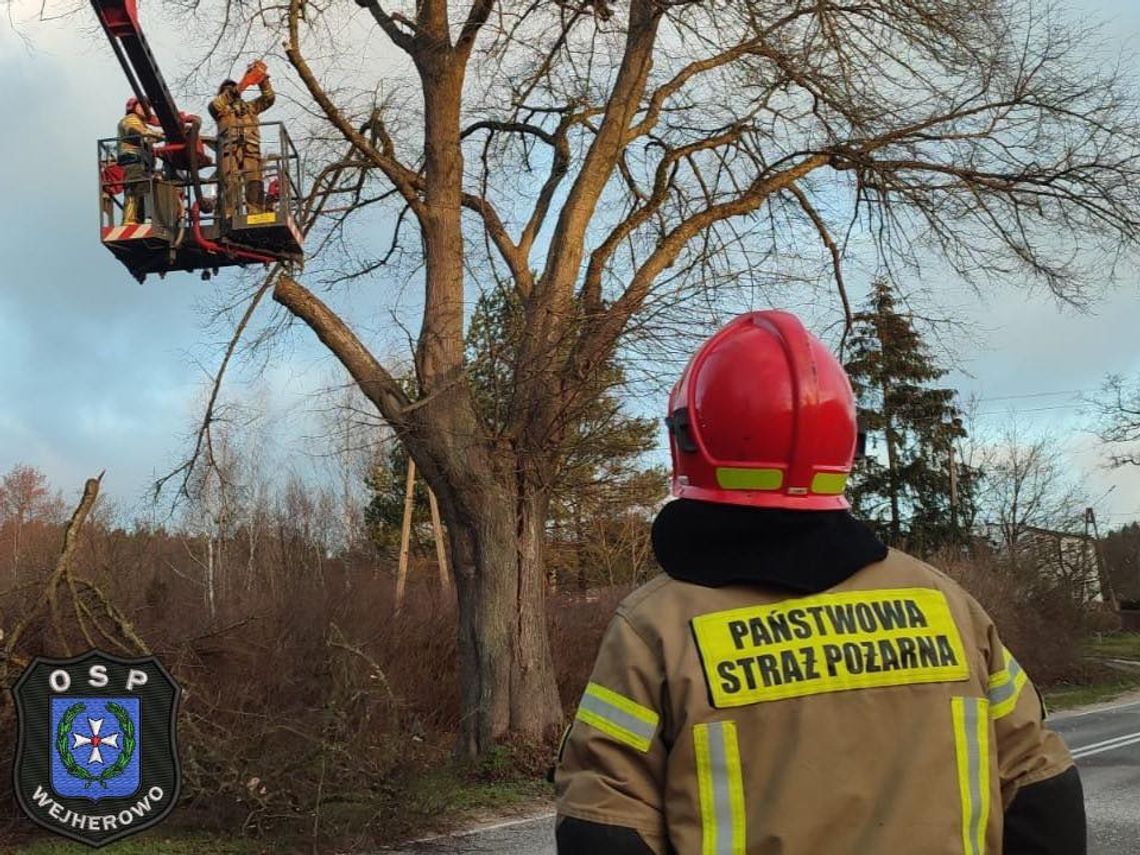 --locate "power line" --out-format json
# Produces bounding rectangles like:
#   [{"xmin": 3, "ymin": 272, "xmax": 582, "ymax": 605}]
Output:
[
  {"xmin": 972, "ymin": 389, "xmax": 1086, "ymax": 403},
  {"xmin": 973, "ymin": 403, "xmax": 1087, "ymax": 417}
]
